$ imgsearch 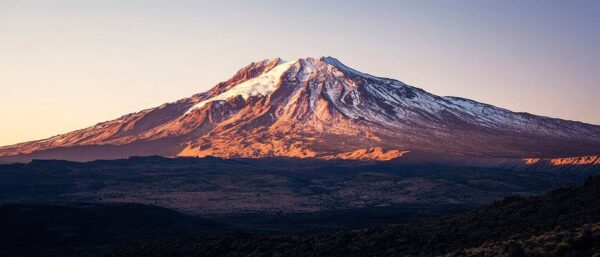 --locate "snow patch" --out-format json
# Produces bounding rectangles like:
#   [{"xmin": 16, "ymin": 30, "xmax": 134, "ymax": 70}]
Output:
[{"xmin": 184, "ymin": 61, "xmax": 294, "ymax": 115}]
